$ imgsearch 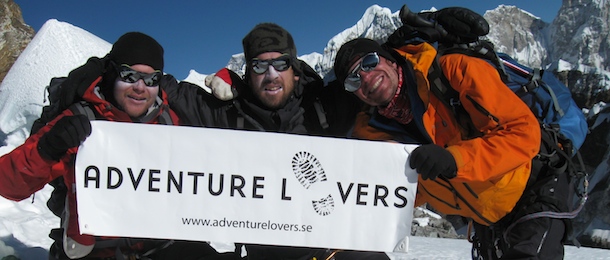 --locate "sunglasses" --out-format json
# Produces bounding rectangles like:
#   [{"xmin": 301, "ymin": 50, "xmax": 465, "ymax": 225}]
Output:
[
  {"xmin": 251, "ymin": 55, "xmax": 292, "ymax": 74},
  {"xmin": 116, "ymin": 64, "xmax": 163, "ymax": 87},
  {"xmin": 344, "ymin": 52, "xmax": 380, "ymax": 92}
]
